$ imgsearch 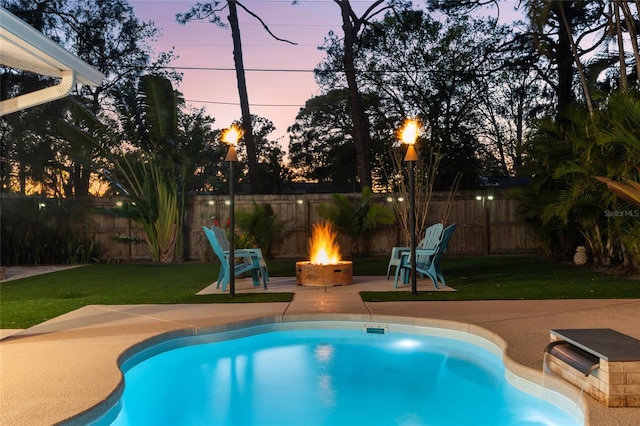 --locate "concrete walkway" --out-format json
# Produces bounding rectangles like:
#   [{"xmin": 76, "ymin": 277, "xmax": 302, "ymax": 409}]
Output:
[{"xmin": 1, "ymin": 276, "xmax": 639, "ymax": 425}]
